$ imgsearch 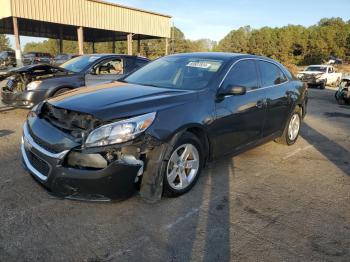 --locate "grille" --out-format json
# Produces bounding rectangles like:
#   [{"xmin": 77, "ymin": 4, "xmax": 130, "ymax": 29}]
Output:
[
  {"xmin": 28, "ymin": 126, "xmax": 61, "ymax": 154},
  {"xmin": 26, "ymin": 148, "xmax": 50, "ymax": 177}
]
